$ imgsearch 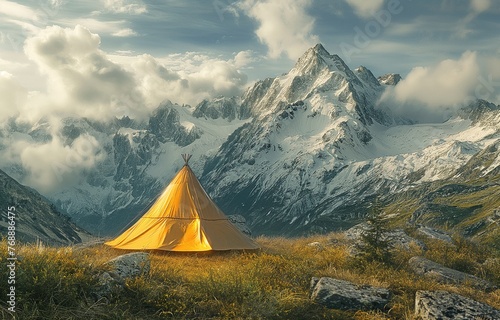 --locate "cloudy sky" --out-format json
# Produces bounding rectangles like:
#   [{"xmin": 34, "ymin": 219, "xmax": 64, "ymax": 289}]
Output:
[
  {"xmin": 1, "ymin": 0, "xmax": 499, "ymax": 121},
  {"xmin": 0, "ymin": 0, "xmax": 499, "ymax": 193}
]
